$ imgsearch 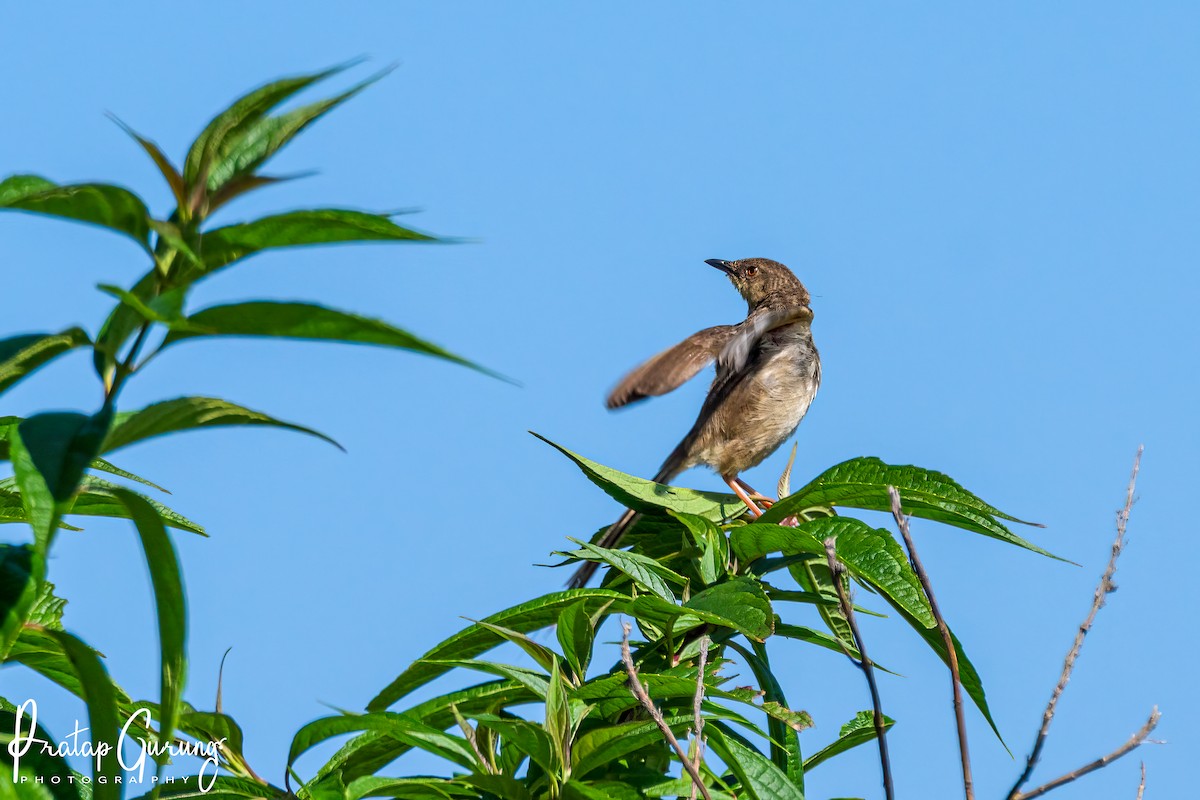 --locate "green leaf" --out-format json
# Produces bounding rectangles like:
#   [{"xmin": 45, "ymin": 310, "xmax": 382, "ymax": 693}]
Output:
[
  {"xmin": 87, "ymin": 457, "xmax": 170, "ymax": 493},
  {"xmin": 557, "ymin": 539, "xmax": 684, "ymax": 602},
  {"xmin": 128, "ymin": 775, "xmax": 279, "ymax": 800},
  {"xmin": 684, "ymin": 578, "xmax": 774, "ymax": 641},
  {"xmin": 195, "ymin": 210, "xmax": 435, "ymax": 276},
  {"xmin": 761, "ymin": 457, "xmax": 1058, "ymax": 559},
  {"xmin": 62, "ymin": 476, "xmax": 206, "ymax": 535},
  {"xmin": 317, "ymin": 681, "xmax": 538, "ymax": 783},
  {"xmin": 774, "ymin": 622, "xmax": 863, "ymax": 662},
  {"xmin": 17, "ymin": 410, "xmax": 113, "ymax": 504},
  {"xmin": 786, "ymin": 557, "xmax": 857, "ymax": 658},
  {"xmin": 454, "ymin": 775, "xmax": 531, "ymax": 800},
  {"xmin": 7, "ymin": 626, "xmax": 133, "ymax": 707},
  {"xmin": 0, "ymin": 329, "xmax": 90, "ymax": 398},
  {"xmin": 419, "ymin": 659, "xmax": 550, "ymax": 698},
  {"xmin": 102, "ymin": 396, "xmax": 341, "ymax": 453},
  {"xmin": 205, "ymin": 69, "xmax": 387, "ymax": 197},
  {"xmin": 803, "ymin": 710, "xmax": 895, "ymax": 773},
  {"xmin": 160, "ymin": 302, "xmax": 498, "ymax": 379},
  {"xmin": 108, "ymin": 490, "xmax": 187, "ymax": 753},
  {"xmin": 556, "ymin": 600, "xmax": 597, "ymax": 681},
  {"xmin": 47, "ymin": 631, "xmax": 122, "ymax": 800},
  {"xmin": 346, "ymin": 776, "xmax": 470, "ymax": 800},
  {"xmin": 473, "ymin": 716, "xmax": 557, "ymax": 776},
  {"xmin": 288, "ymin": 712, "xmax": 477, "ymax": 777},
  {"xmin": 183, "ymin": 64, "xmax": 354, "ymax": 189},
  {"xmin": 0, "ymin": 544, "xmax": 38, "ymax": 658},
  {"xmin": 706, "ymin": 724, "xmax": 804, "ymax": 800},
  {"xmin": 96, "ymin": 284, "xmax": 198, "ymax": 330},
  {"xmin": 0, "ymin": 175, "xmax": 151, "ymax": 249},
  {"xmin": 726, "ymin": 641, "xmax": 804, "ymax": 791},
  {"xmin": 570, "ymin": 714, "xmax": 693, "ymax": 780},
  {"xmin": 731, "ymin": 518, "xmax": 935, "ymax": 628},
  {"xmin": 671, "ymin": 511, "xmax": 729, "ymax": 585},
  {"xmin": 533, "ymin": 434, "xmax": 744, "ymax": 522},
  {"xmin": 367, "ymin": 590, "xmax": 627, "ymax": 711}
]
